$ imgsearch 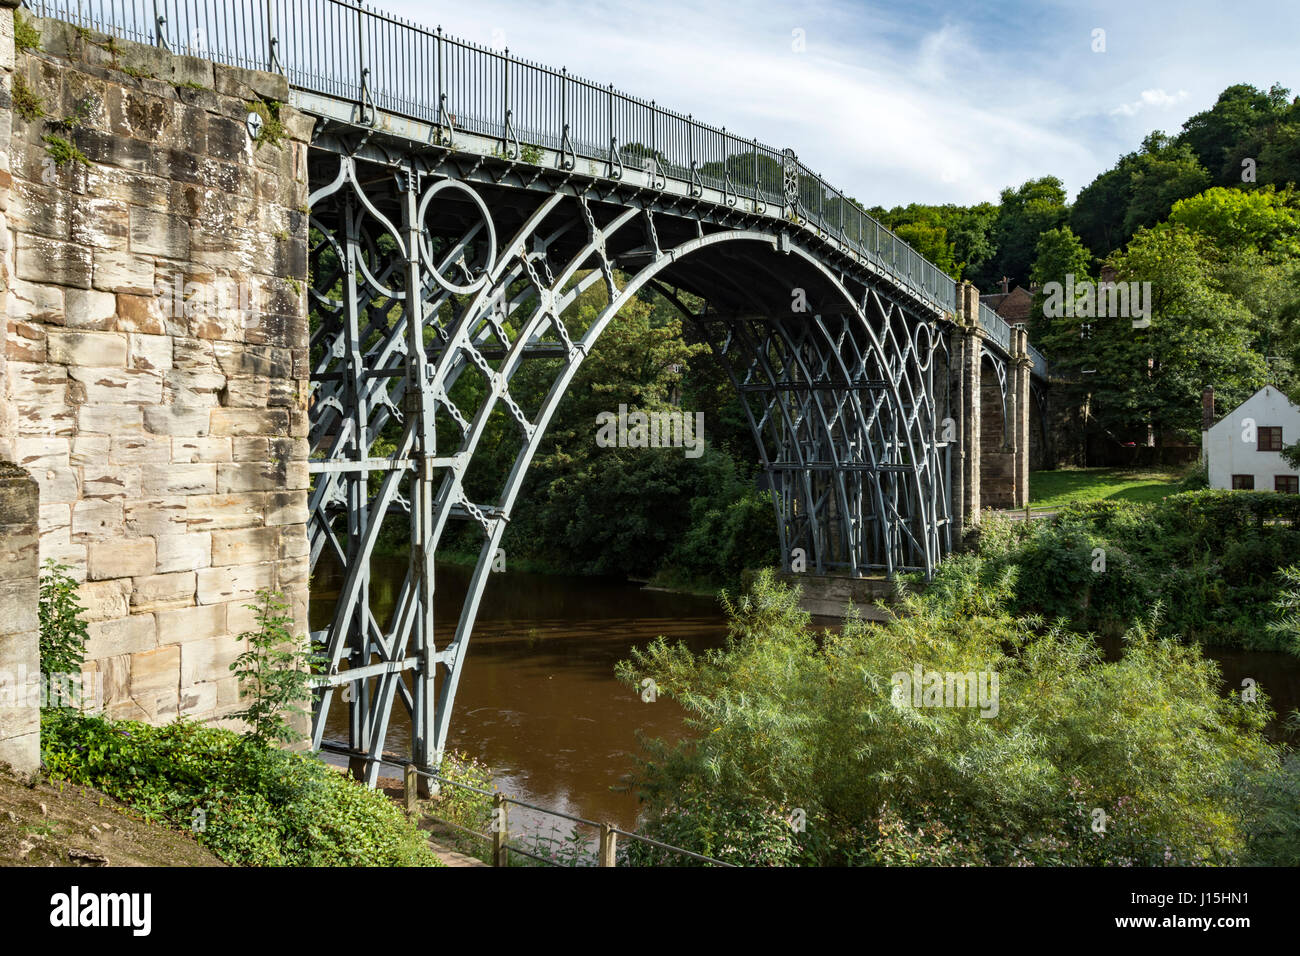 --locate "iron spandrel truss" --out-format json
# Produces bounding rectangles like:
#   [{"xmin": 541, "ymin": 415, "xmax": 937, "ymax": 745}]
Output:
[{"xmin": 307, "ymin": 145, "xmax": 957, "ymax": 782}]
